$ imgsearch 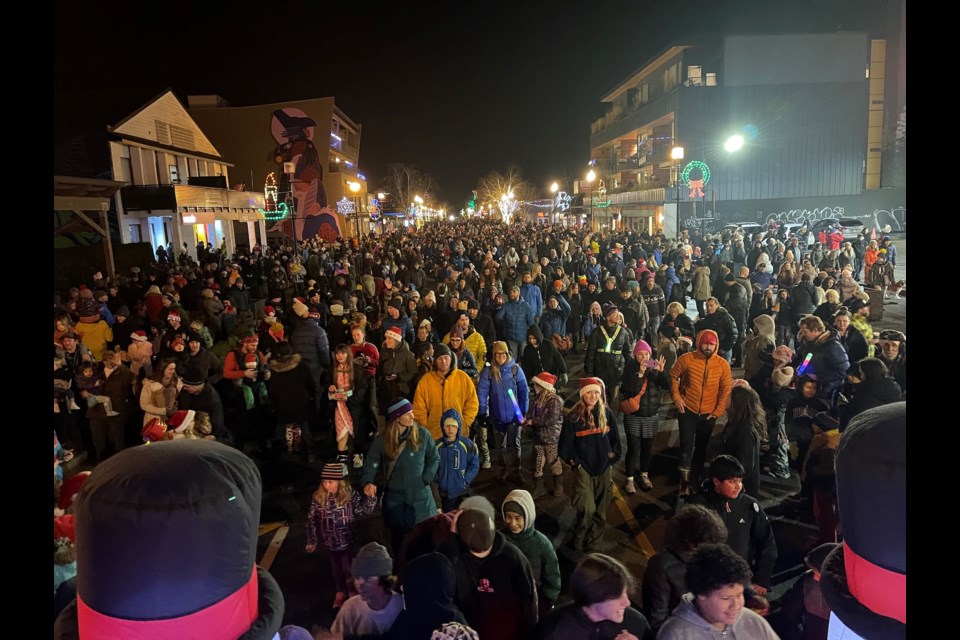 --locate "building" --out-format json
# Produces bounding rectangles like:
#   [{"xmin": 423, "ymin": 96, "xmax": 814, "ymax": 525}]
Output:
[
  {"xmin": 585, "ymin": 29, "xmax": 905, "ymax": 237},
  {"xmin": 107, "ymin": 89, "xmax": 266, "ymax": 257},
  {"xmin": 188, "ymin": 95, "xmax": 368, "ymax": 242}
]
